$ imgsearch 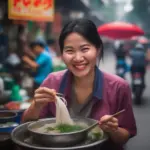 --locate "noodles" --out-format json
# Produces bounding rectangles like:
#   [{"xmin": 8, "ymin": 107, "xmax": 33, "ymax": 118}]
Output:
[
  {"xmin": 33, "ymin": 95, "xmax": 78, "ymax": 134},
  {"xmin": 55, "ymin": 96, "xmax": 74, "ymax": 125}
]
